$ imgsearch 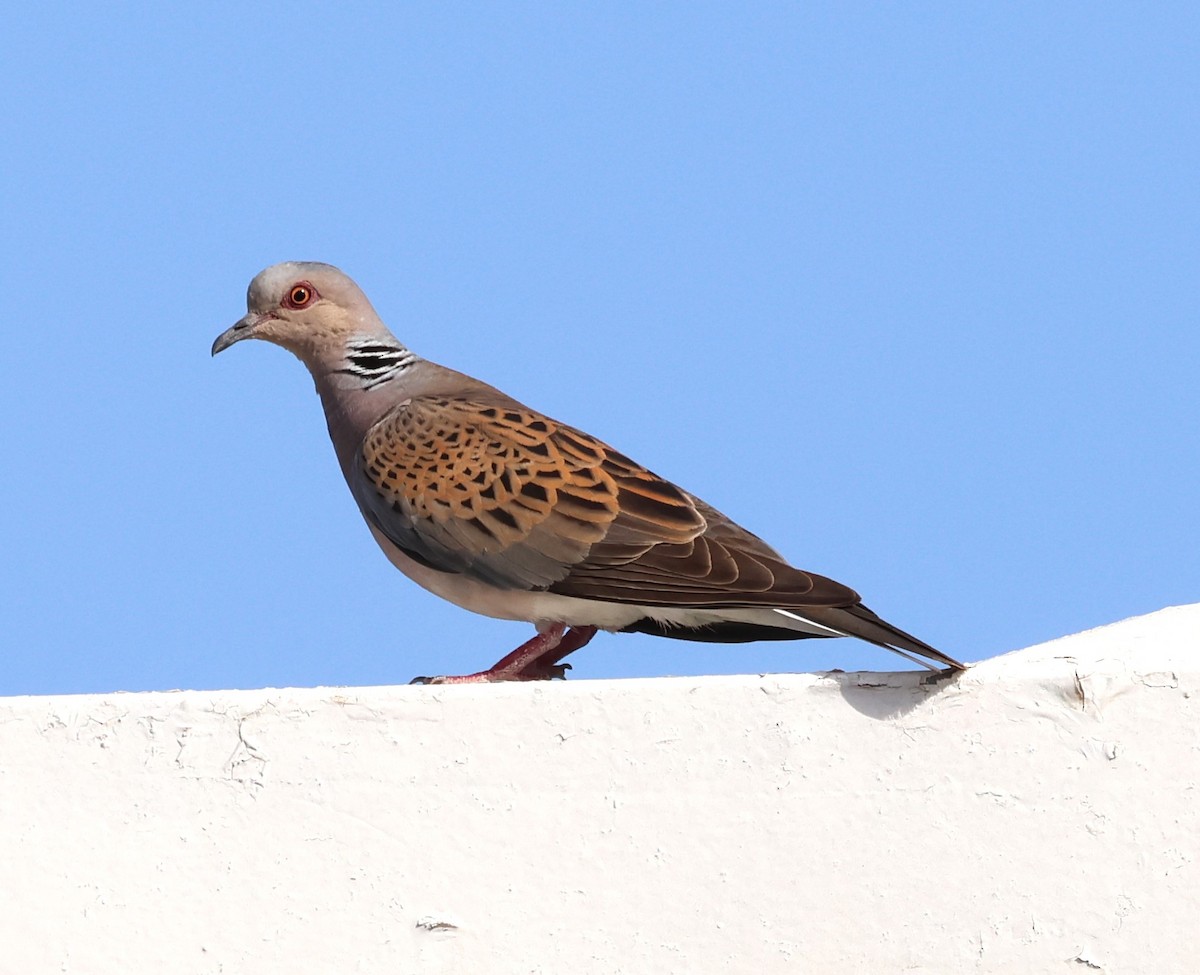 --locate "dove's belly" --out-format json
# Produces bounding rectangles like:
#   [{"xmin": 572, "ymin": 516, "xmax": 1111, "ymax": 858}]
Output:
[{"xmin": 368, "ymin": 525, "xmax": 663, "ymax": 629}]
